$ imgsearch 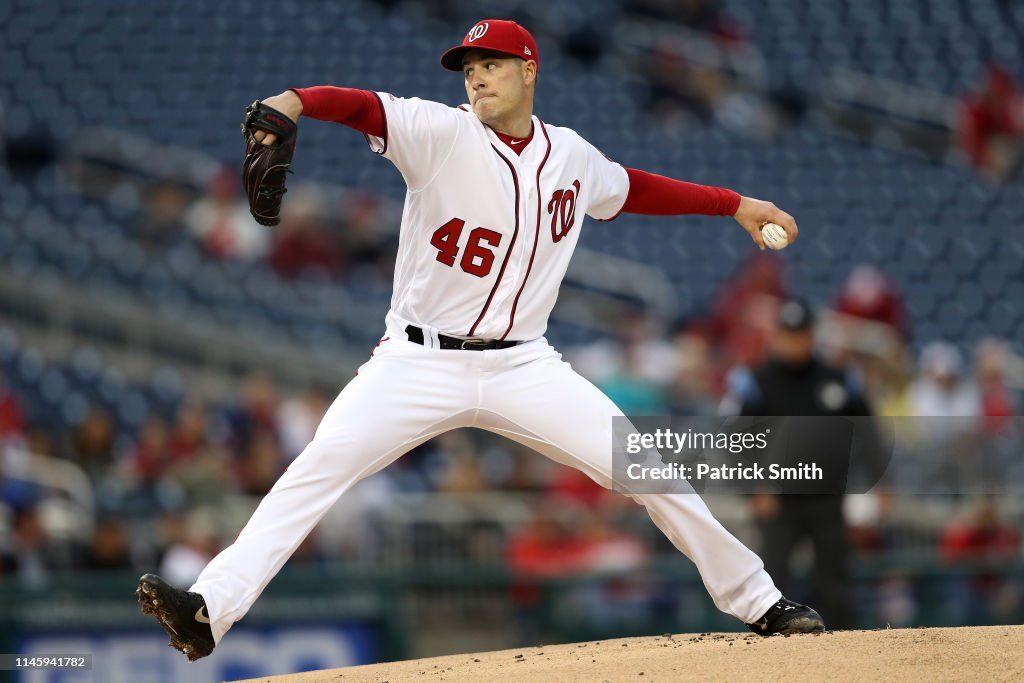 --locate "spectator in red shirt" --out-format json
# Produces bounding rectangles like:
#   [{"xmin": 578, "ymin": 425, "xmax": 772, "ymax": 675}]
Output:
[
  {"xmin": 548, "ymin": 467, "xmax": 612, "ymax": 509},
  {"xmin": 834, "ymin": 265, "xmax": 909, "ymax": 341},
  {"xmin": 506, "ymin": 504, "xmax": 588, "ymax": 642},
  {"xmin": 939, "ymin": 500, "xmax": 1020, "ymax": 622},
  {"xmin": 940, "ymin": 501, "xmax": 1019, "ymax": 562},
  {"xmin": 703, "ymin": 252, "xmax": 787, "ymax": 392},
  {"xmin": 507, "ymin": 505, "xmax": 588, "ymax": 578},
  {"xmin": 958, "ymin": 65, "xmax": 1024, "ymax": 182},
  {"xmin": 0, "ymin": 374, "xmax": 25, "ymax": 445},
  {"xmin": 269, "ymin": 191, "xmax": 341, "ymax": 279}
]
